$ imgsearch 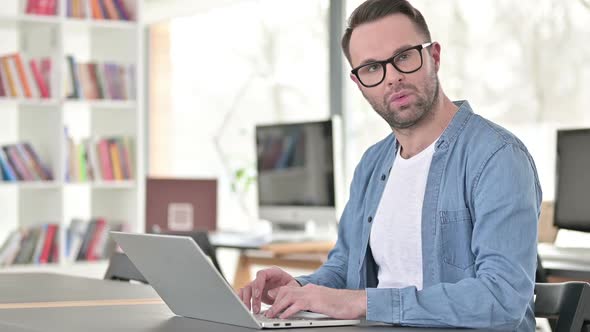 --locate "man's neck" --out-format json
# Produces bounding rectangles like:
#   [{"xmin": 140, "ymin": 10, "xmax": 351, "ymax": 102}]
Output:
[{"xmin": 393, "ymin": 93, "xmax": 458, "ymax": 159}]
